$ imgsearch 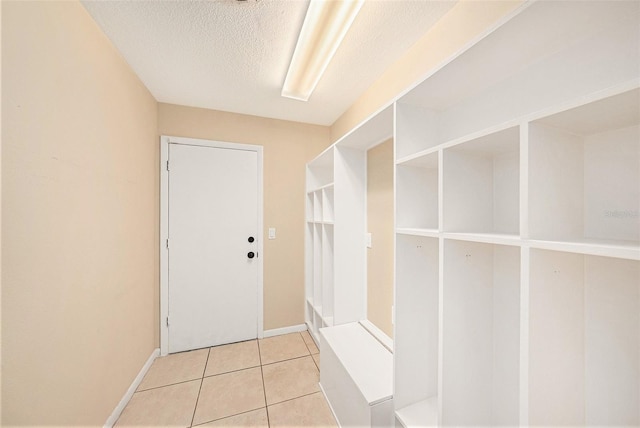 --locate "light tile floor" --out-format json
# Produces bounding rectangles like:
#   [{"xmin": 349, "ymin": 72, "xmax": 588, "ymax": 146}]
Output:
[{"xmin": 115, "ymin": 331, "xmax": 335, "ymax": 428}]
